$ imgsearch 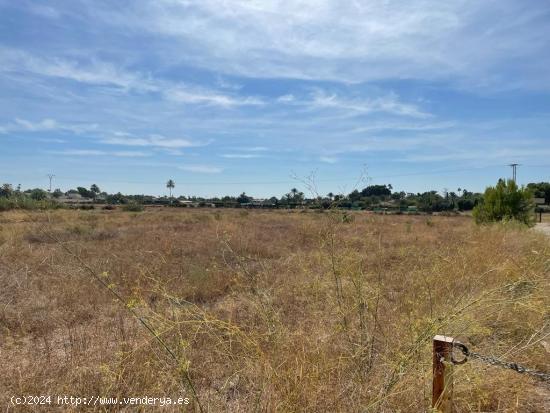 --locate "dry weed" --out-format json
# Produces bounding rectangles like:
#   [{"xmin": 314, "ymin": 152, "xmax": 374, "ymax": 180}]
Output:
[{"xmin": 0, "ymin": 209, "xmax": 548, "ymax": 412}]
